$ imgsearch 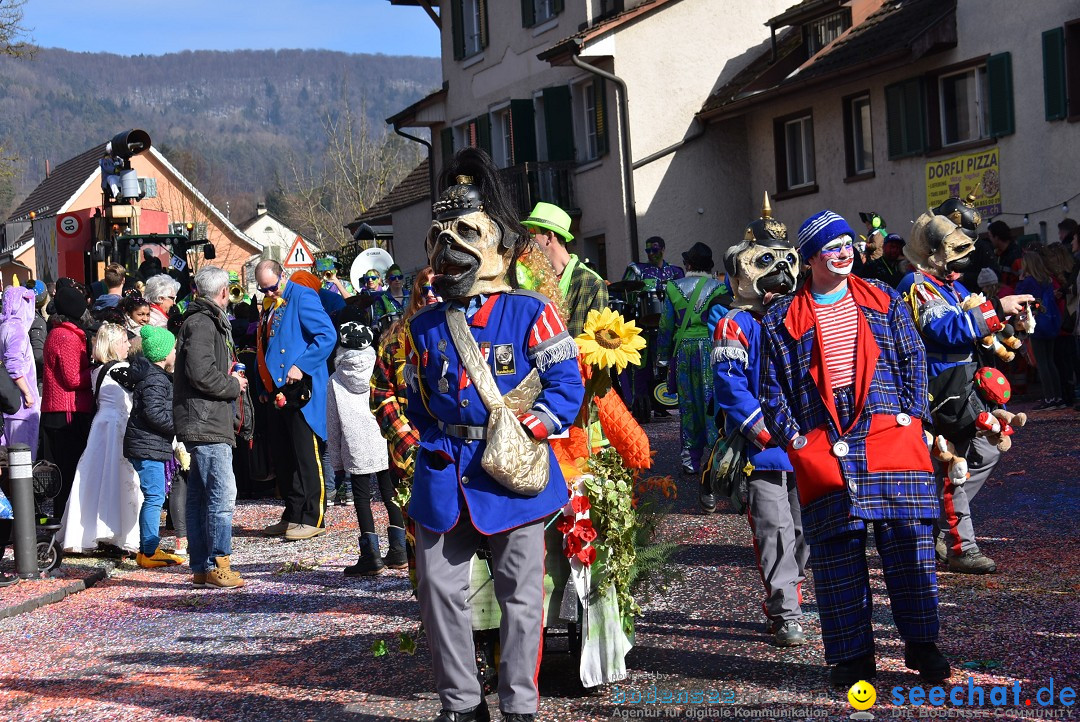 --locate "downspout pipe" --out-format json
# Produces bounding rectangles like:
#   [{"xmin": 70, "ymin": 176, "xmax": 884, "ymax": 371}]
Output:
[
  {"xmin": 632, "ymin": 119, "xmax": 705, "ymax": 170},
  {"xmin": 570, "ymin": 40, "xmax": 640, "ymax": 264},
  {"xmin": 394, "ymin": 126, "xmax": 435, "ymax": 205}
]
